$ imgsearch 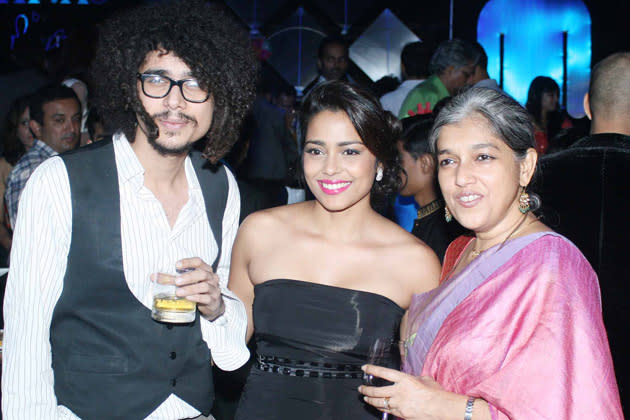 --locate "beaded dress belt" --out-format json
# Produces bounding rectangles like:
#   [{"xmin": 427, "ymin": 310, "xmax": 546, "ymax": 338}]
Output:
[{"xmin": 255, "ymin": 354, "xmax": 365, "ymax": 379}]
